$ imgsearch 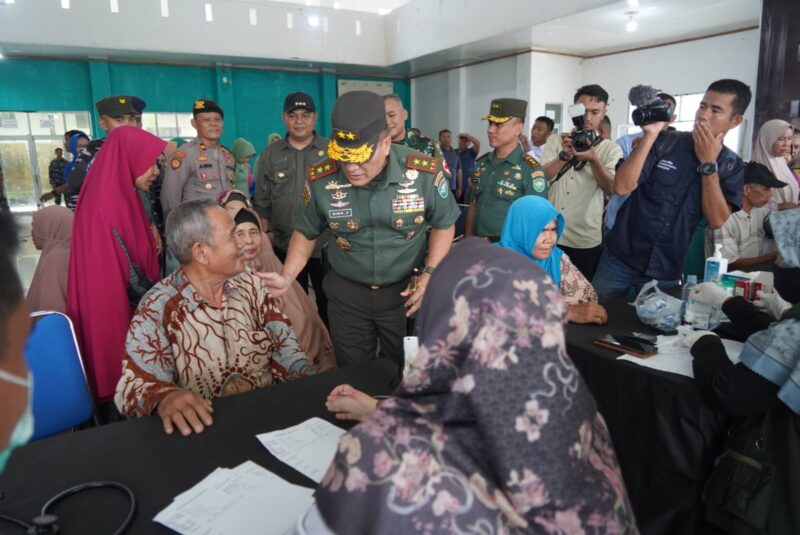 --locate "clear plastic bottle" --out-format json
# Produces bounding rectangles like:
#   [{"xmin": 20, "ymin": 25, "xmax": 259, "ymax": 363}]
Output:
[{"xmin": 681, "ymin": 274, "xmax": 698, "ymax": 324}]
